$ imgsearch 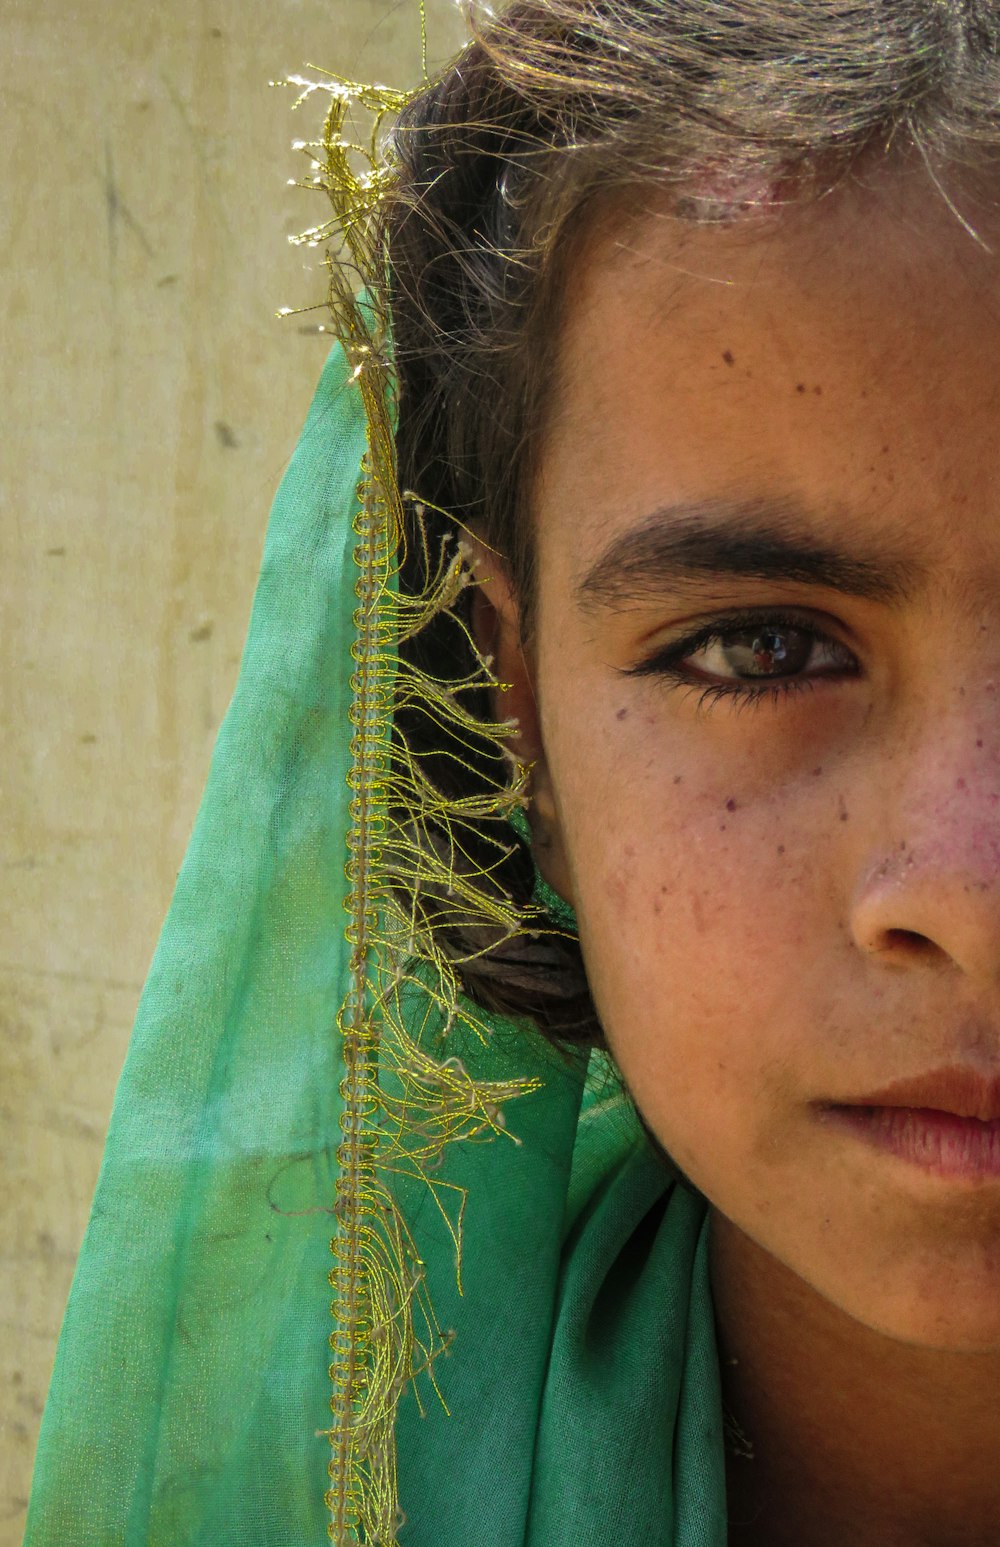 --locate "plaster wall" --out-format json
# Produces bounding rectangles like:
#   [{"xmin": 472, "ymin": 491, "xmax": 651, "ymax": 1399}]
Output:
[{"xmin": 0, "ymin": 1, "xmax": 466, "ymax": 1535}]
